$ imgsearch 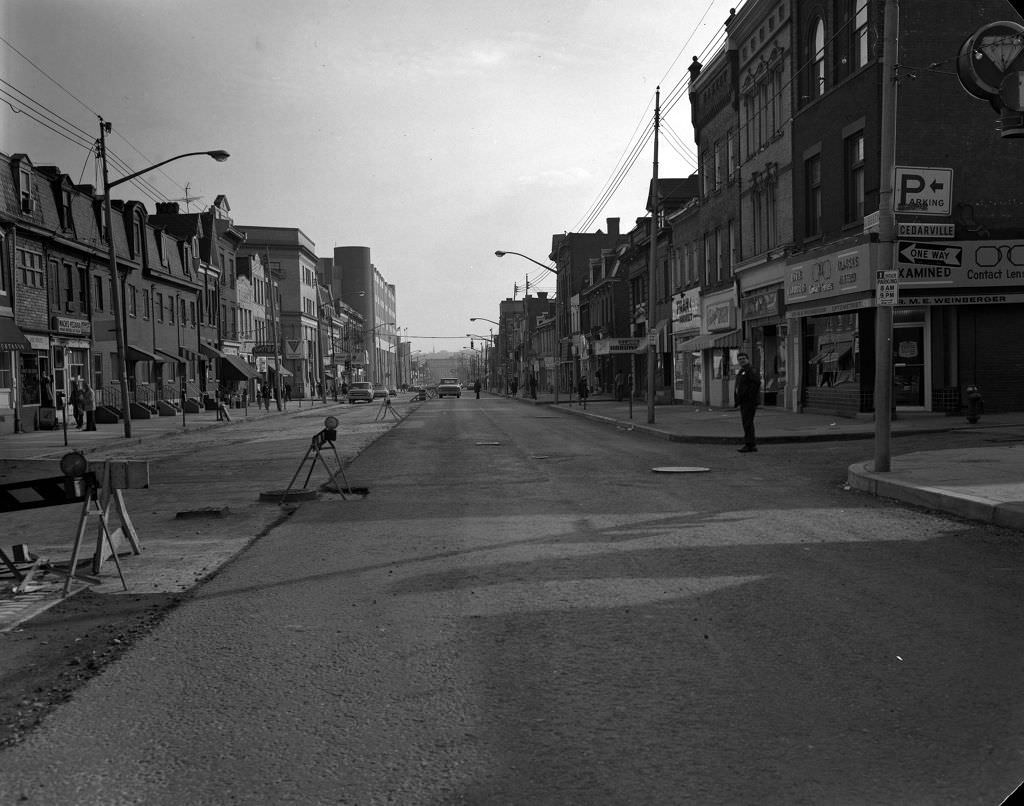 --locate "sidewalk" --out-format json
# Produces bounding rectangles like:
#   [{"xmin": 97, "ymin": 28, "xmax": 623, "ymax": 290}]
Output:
[
  {"xmin": 505, "ymin": 390, "xmax": 1024, "ymax": 533},
  {"xmin": 0, "ymin": 396, "xmax": 338, "ymax": 461},
  {"xmin": 0, "ymin": 396, "xmax": 397, "ymax": 632}
]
